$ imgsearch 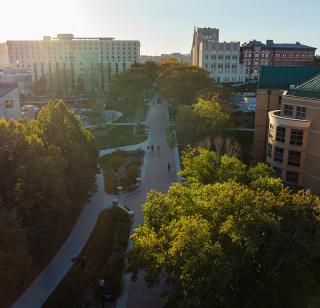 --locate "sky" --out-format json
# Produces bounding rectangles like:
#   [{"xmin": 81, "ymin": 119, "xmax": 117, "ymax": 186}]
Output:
[{"xmin": 1, "ymin": 0, "xmax": 319, "ymax": 55}]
